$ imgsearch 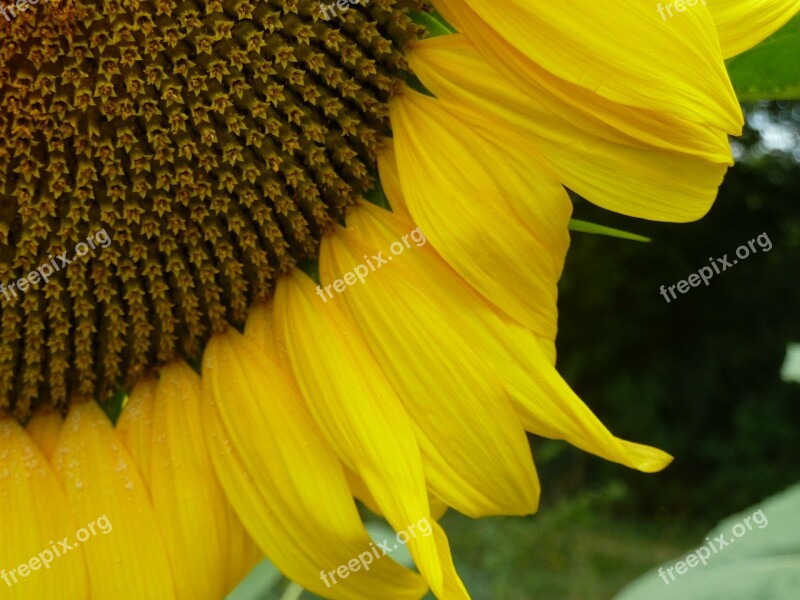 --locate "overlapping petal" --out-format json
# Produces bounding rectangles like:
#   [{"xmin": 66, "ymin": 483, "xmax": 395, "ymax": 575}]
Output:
[
  {"xmin": 432, "ymin": 0, "xmax": 742, "ymax": 132},
  {"xmin": 708, "ymin": 0, "xmax": 800, "ymax": 57},
  {"xmin": 117, "ymin": 376, "xmax": 157, "ymax": 488},
  {"xmin": 0, "ymin": 418, "xmax": 88, "ymax": 599},
  {"xmin": 271, "ymin": 271, "xmax": 470, "ymax": 598},
  {"xmin": 390, "ymin": 88, "xmax": 571, "ymax": 351},
  {"xmin": 406, "ymin": 35, "xmax": 730, "ymax": 222},
  {"xmin": 51, "ymin": 402, "xmax": 176, "ymax": 599},
  {"xmin": 148, "ymin": 362, "xmax": 260, "ymax": 599},
  {"xmin": 320, "ymin": 202, "xmax": 540, "ymax": 518},
  {"xmin": 25, "ymin": 410, "xmax": 64, "ymax": 461},
  {"xmin": 319, "ymin": 201, "xmax": 671, "ymax": 473},
  {"xmin": 202, "ymin": 329, "xmax": 432, "ymax": 600}
]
